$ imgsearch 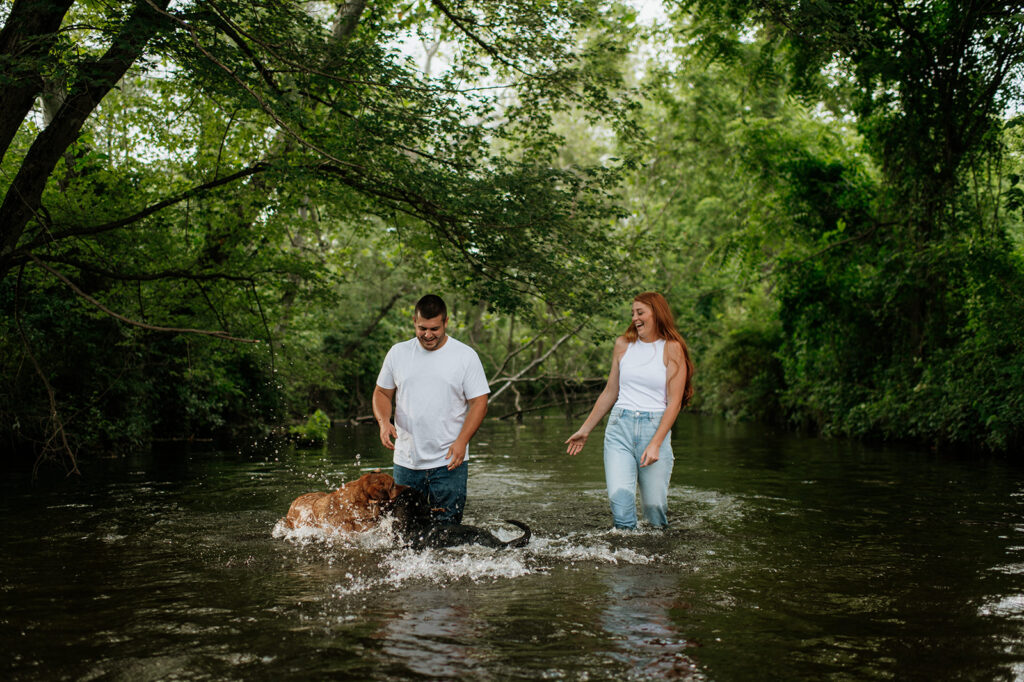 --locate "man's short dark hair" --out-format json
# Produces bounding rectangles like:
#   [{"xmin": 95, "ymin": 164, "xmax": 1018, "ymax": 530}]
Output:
[{"xmin": 414, "ymin": 294, "xmax": 447, "ymax": 321}]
